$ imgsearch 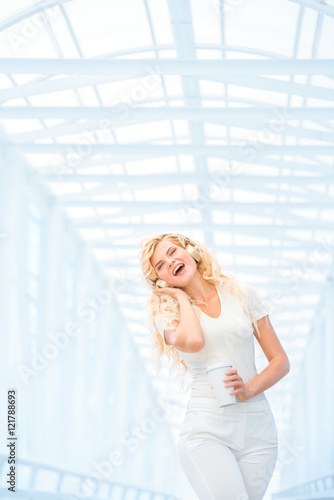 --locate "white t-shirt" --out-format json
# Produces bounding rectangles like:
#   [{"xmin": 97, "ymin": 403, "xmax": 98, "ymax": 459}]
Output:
[{"xmin": 154, "ymin": 282, "xmax": 270, "ymax": 401}]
